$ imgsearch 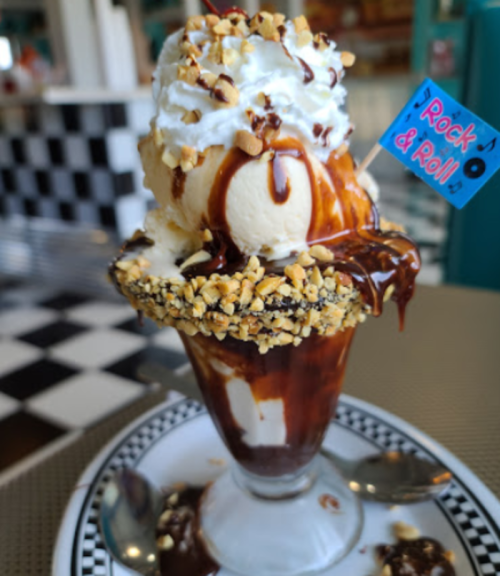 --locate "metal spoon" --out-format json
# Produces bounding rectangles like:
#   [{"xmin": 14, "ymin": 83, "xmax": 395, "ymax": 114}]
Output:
[
  {"xmin": 138, "ymin": 362, "xmax": 452, "ymax": 504},
  {"xmin": 100, "ymin": 468, "xmax": 163, "ymax": 576}
]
